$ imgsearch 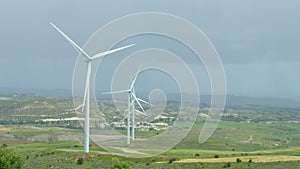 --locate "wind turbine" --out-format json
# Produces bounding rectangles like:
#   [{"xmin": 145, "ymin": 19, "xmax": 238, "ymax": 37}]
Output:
[
  {"xmin": 50, "ymin": 22, "xmax": 134, "ymax": 153},
  {"xmin": 102, "ymin": 67, "xmax": 149, "ymax": 144},
  {"xmin": 129, "ymin": 69, "xmax": 150, "ymax": 141}
]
